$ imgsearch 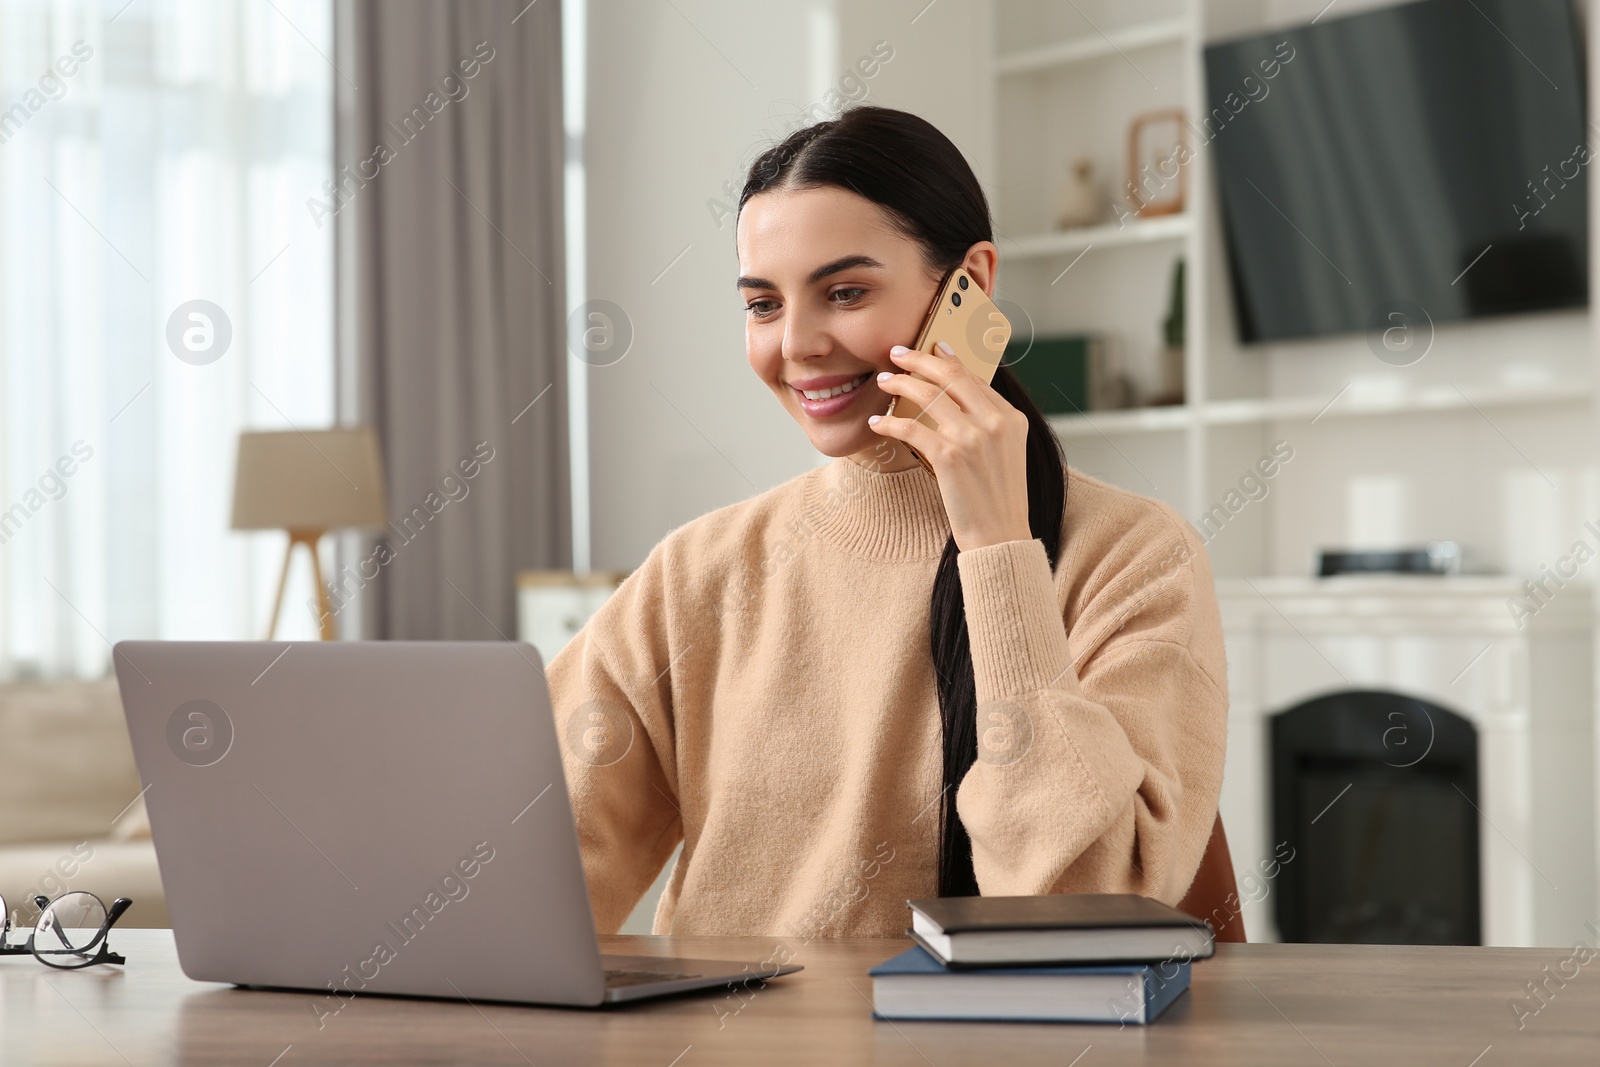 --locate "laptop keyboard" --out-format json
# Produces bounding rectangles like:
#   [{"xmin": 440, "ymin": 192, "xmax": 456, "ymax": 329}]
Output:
[{"xmin": 605, "ymin": 968, "xmax": 704, "ymax": 988}]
